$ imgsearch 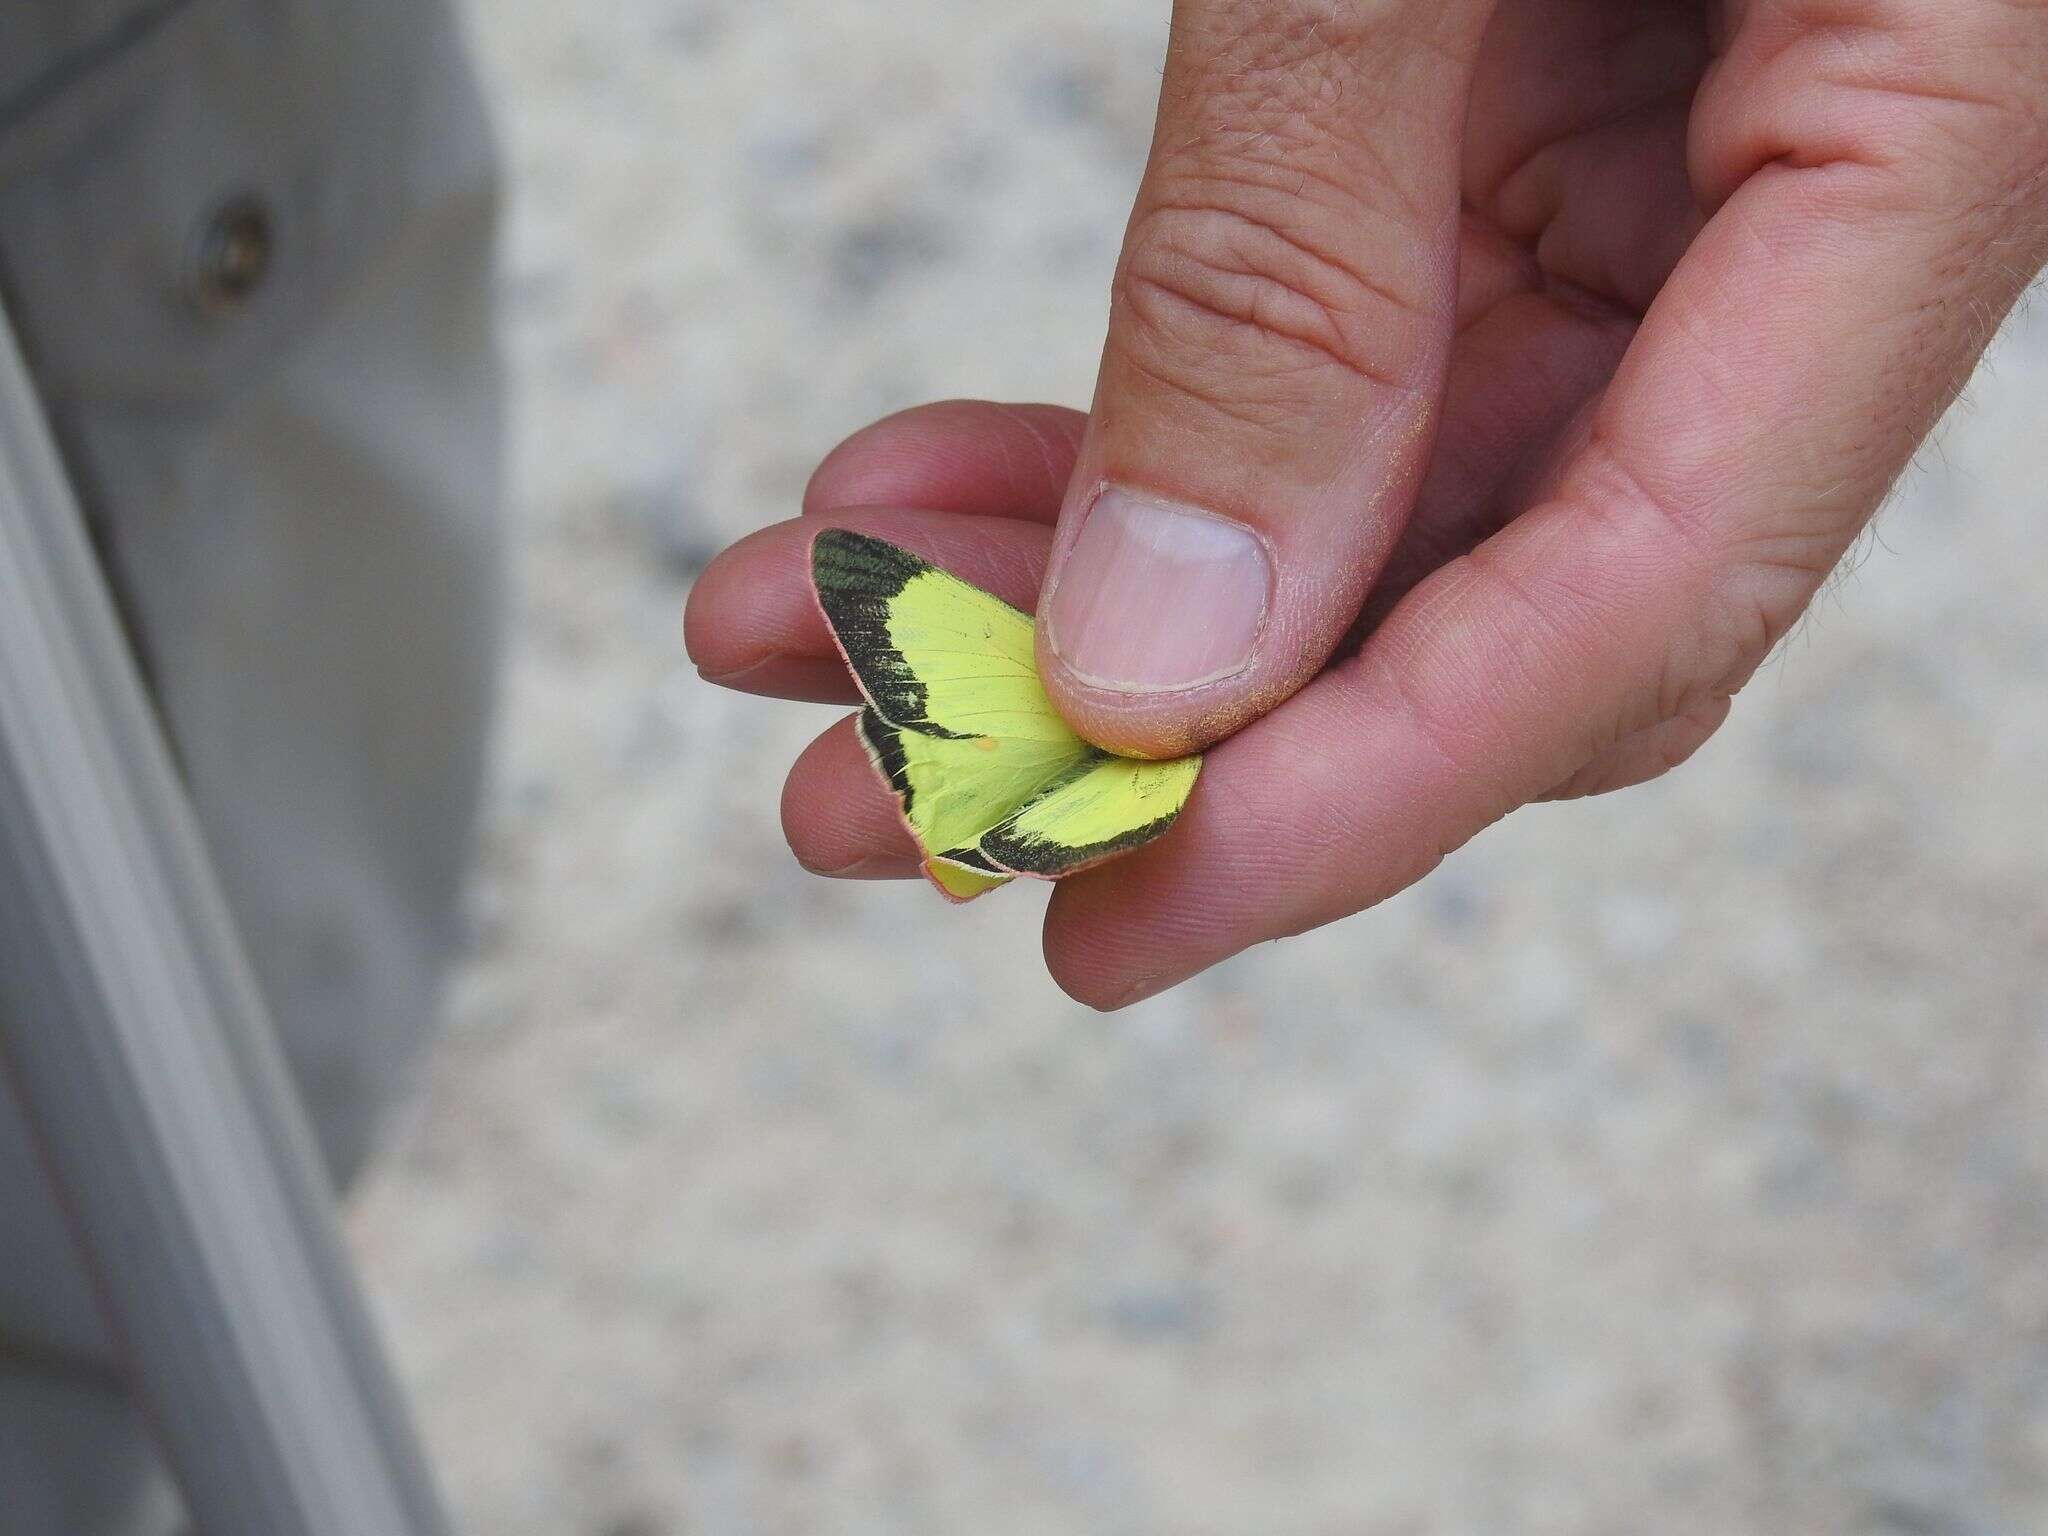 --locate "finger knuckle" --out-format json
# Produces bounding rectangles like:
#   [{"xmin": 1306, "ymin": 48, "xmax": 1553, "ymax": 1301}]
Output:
[
  {"xmin": 1111, "ymin": 195, "xmax": 1429, "ymax": 428},
  {"xmin": 1570, "ymin": 435, "xmax": 1846, "ymax": 705},
  {"xmin": 1782, "ymin": 8, "xmax": 2048, "ymax": 184}
]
